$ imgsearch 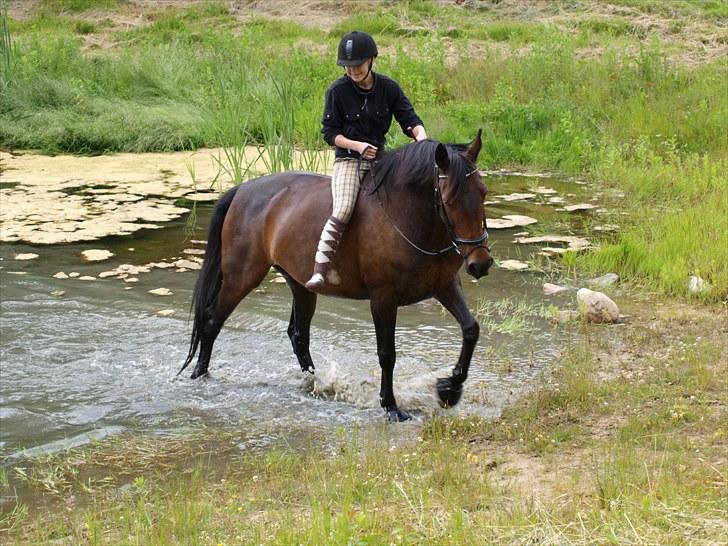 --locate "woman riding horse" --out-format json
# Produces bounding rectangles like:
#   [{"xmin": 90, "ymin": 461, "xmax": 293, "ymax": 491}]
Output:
[
  {"xmin": 306, "ymin": 31, "xmax": 428, "ymax": 291},
  {"xmin": 180, "ymin": 33, "xmax": 494, "ymax": 422}
]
